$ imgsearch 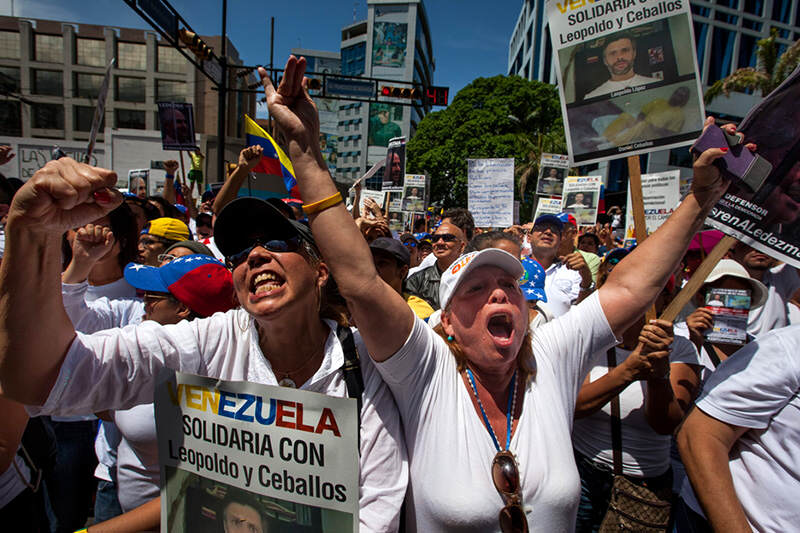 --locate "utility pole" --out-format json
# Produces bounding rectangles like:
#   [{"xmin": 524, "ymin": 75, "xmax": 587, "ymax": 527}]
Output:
[{"xmin": 217, "ymin": 0, "xmax": 228, "ymax": 184}]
